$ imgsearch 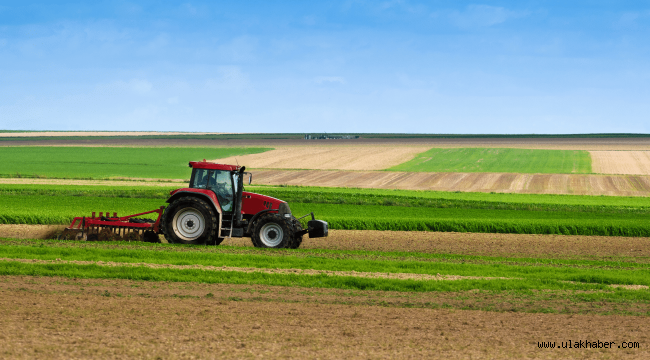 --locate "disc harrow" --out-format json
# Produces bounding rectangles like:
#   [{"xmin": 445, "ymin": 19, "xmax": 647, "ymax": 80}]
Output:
[{"xmin": 59, "ymin": 206, "xmax": 165, "ymax": 242}]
